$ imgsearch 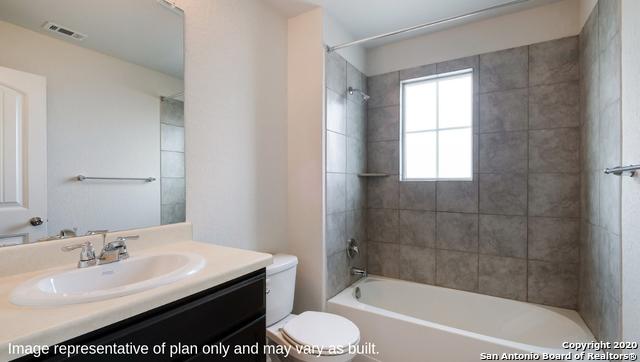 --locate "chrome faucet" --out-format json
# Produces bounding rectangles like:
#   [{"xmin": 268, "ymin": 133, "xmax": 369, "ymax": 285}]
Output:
[
  {"xmin": 86, "ymin": 229, "xmax": 109, "ymax": 247},
  {"xmin": 351, "ymin": 267, "xmax": 368, "ymax": 278},
  {"xmin": 39, "ymin": 228, "xmax": 78, "ymax": 241},
  {"xmin": 61, "ymin": 241, "xmax": 97, "ymax": 268},
  {"xmin": 98, "ymin": 235, "xmax": 138, "ymax": 264},
  {"xmin": 62, "ymin": 234, "xmax": 139, "ymax": 267}
]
